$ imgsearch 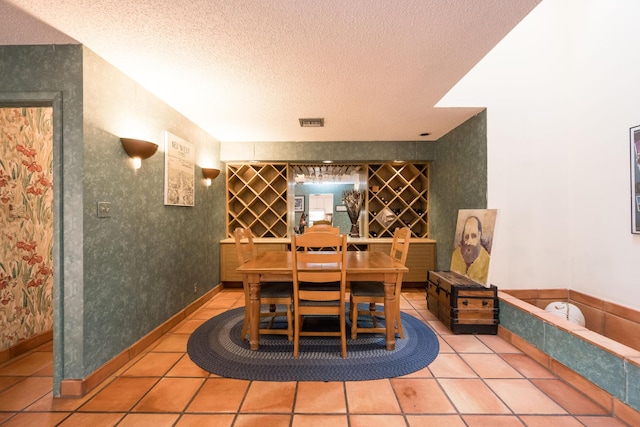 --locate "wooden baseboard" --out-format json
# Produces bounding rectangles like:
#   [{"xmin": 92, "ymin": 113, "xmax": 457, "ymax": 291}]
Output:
[
  {"xmin": 402, "ymin": 282, "xmax": 427, "ymax": 288},
  {"xmin": 0, "ymin": 330, "xmax": 53, "ymax": 366},
  {"xmin": 222, "ymin": 281, "xmax": 243, "ymax": 288},
  {"xmin": 60, "ymin": 284, "xmax": 222, "ymax": 397}
]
